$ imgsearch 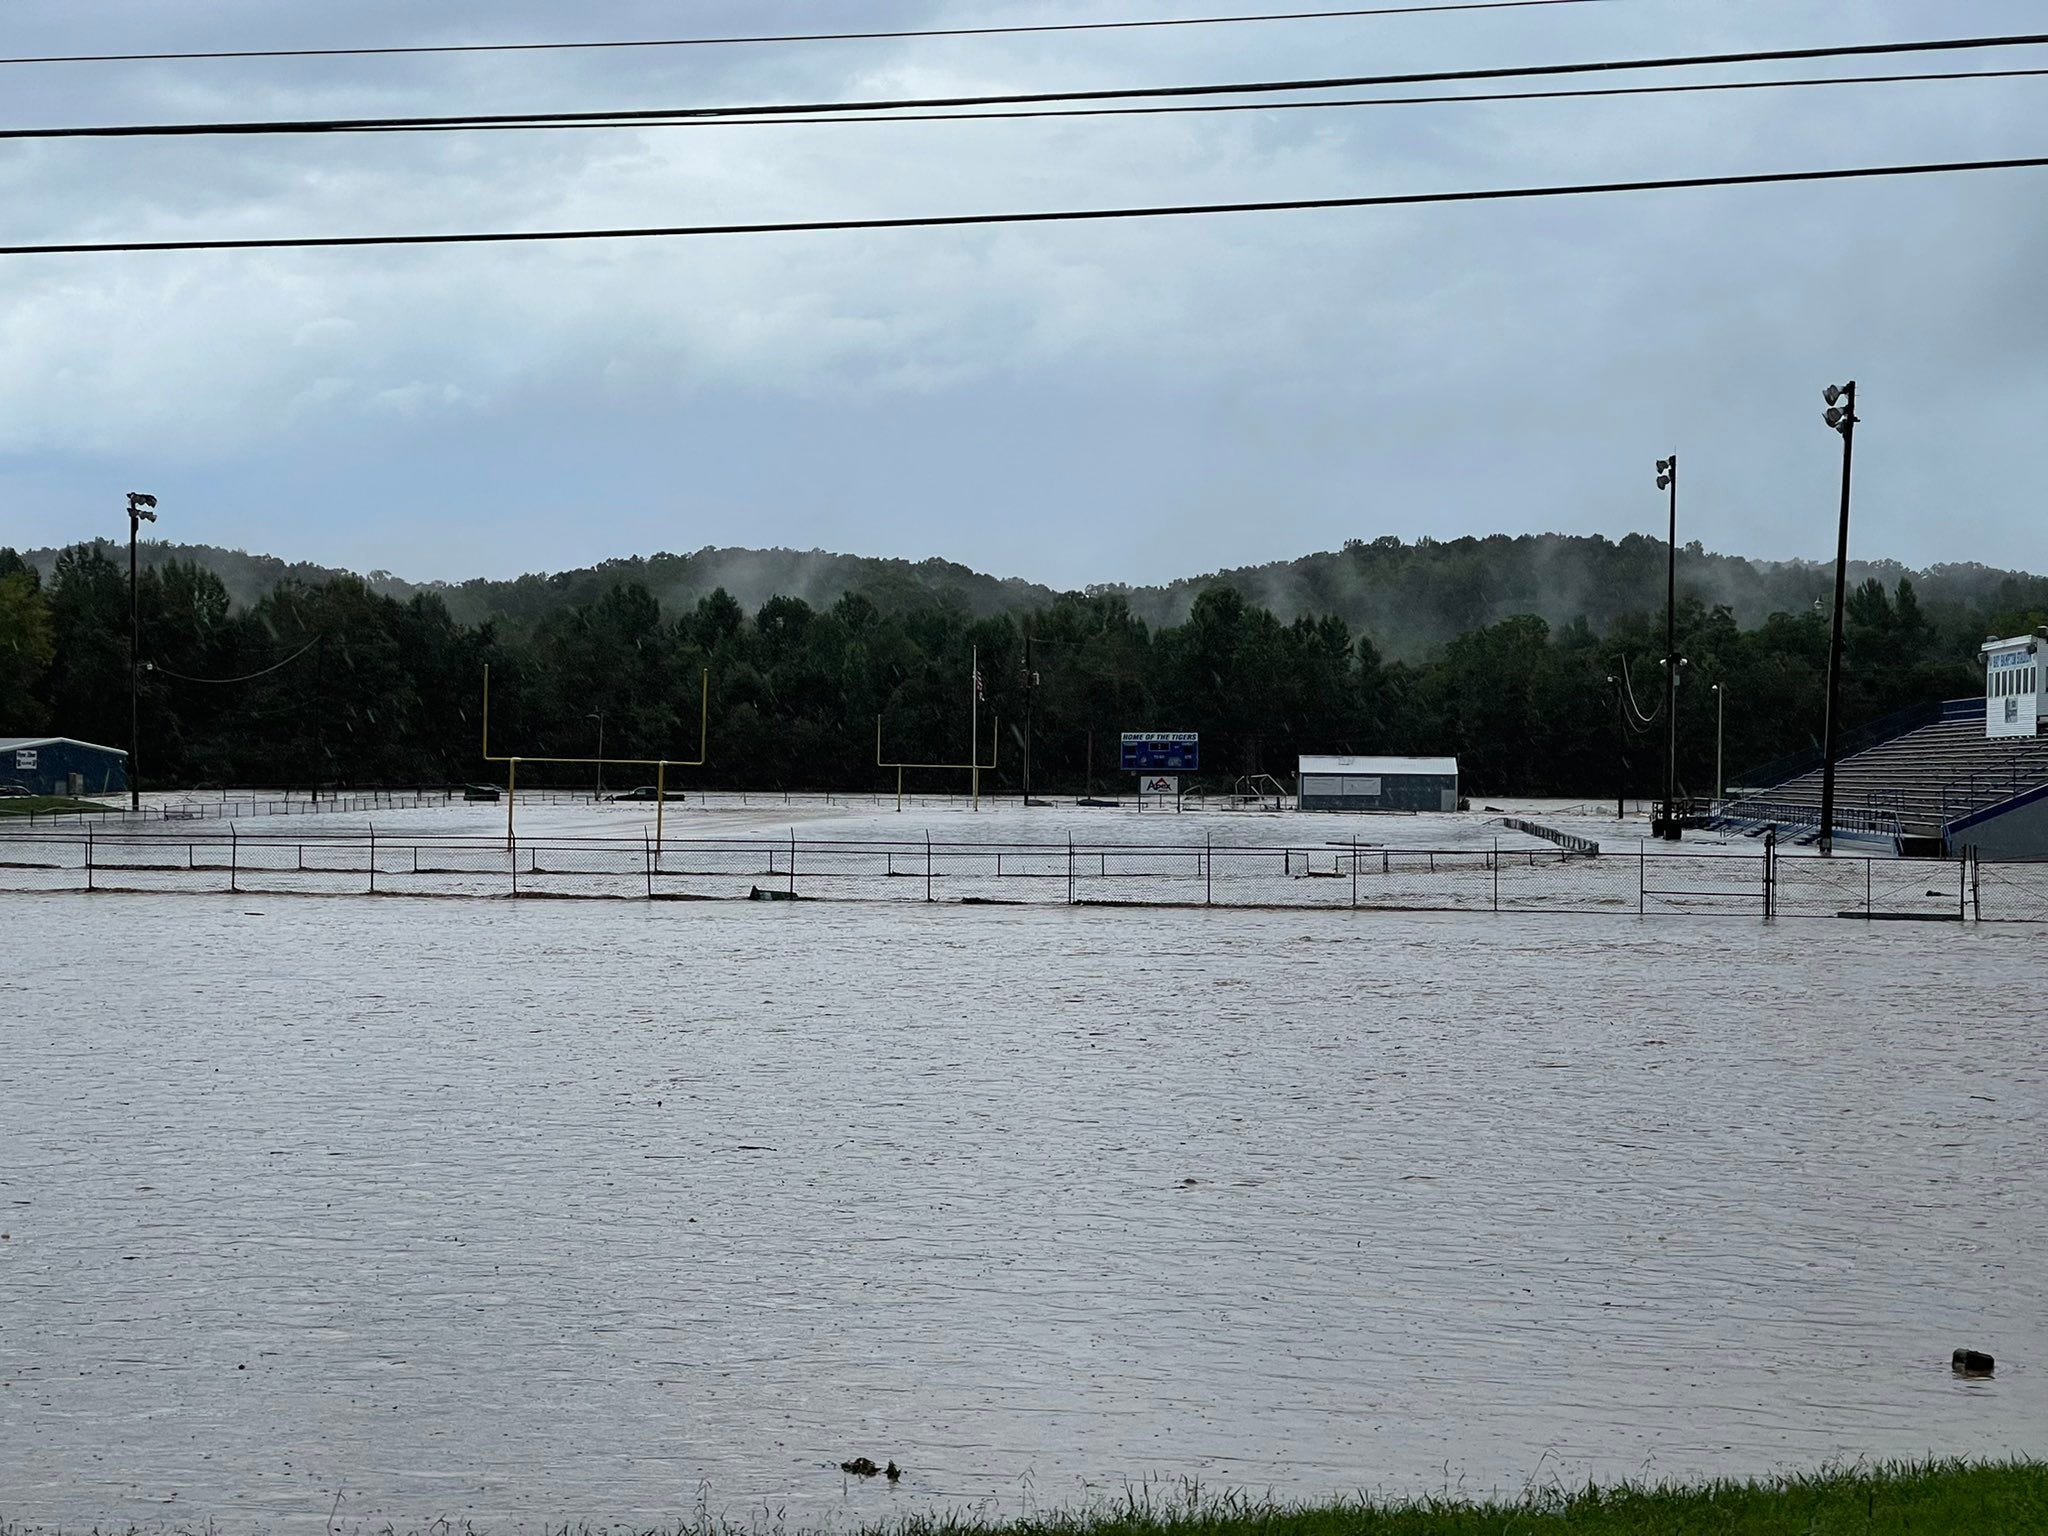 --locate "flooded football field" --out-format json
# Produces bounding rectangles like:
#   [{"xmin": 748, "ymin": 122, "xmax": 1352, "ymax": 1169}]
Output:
[{"xmin": 2, "ymin": 893, "xmax": 2042, "ymax": 1532}]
